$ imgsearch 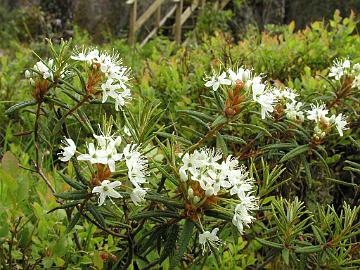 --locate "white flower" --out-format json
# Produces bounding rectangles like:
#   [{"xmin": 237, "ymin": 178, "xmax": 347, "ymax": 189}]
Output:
[
  {"xmin": 273, "ymin": 87, "xmax": 298, "ymax": 103},
  {"xmin": 330, "ymin": 113, "xmax": 348, "ymax": 136},
  {"xmin": 103, "ymin": 140, "xmax": 123, "ymax": 172},
  {"xmin": 25, "ymin": 70, "xmax": 31, "ymax": 78},
  {"xmin": 228, "ymin": 67, "xmax": 252, "ymax": 84},
  {"xmin": 352, "ymin": 75, "xmax": 360, "ymax": 89},
  {"xmin": 179, "ymin": 152, "xmax": 202, "ymax": 179},
  {"xmin": 285, "ymin": 101, "xmax": 304, "ymax": 122},
  {"xmin": 232, "ymin": 203, "xmax": 257, "ymax": 234},
  {"xmin": 204, "ymin": 72, "xmax": 231, "ymax": 91},
  {"xmin": 71, "ymin": 48, "xmax": 101, "ymax": 64},
  {"xmin": 256, "ymin": 92, "xmax": 276, "ymax": 119},
  {"xmin": 77, "ymin": 128, "xmax": 123, "ymax": 171},
  {"xmin": 101, "ymin": 78, "xmax": 122, "ymax": 103},
  {"xmin": 228, "ymin": 166, "xmax": 254, "ymax": 198},
  {"xmin": 33, "ymin": 59, "xmax": 54, "ymax": 80},
  {"xmin": 329, "ymin": 59, "xmax": 351, "ymax": 80},
  {"xmin": 58, "ymin": 138, "xmax": 76, "ymax": 162},
  {"xmin": 123, "ymin": 144, "xmax": 149, "ymax": 187},
  {"xmin": 114, "ymin": 88, "xmax": 132, "ymax": 111},
  {"xmin": 199, "ymin": 228, "xmax": 222, "ymax": 254},
  {"xmin": 77, "ymin": 143, "xmax": 107, "ymax": 164},
  {"xmin": 252, "ymin": 82, "xmax": 266, "ymax": 101},
  {"xmin": 238, "ymin": 192, "xmax": 259, "ymax": 212},
  {"xmin": 130, "ymin": 187, "xmax": 148, "ymax": 205},
  {"xmin": 306, "ymin": 103, "xmax": 330, "ymax": 124},
  {"xmin": 92, "ymin": 180, "xmax": 122, "ymax": 206},
  {"xmin": 93, "ymin": 131, "xmax": 122, "ymax": 149}
]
